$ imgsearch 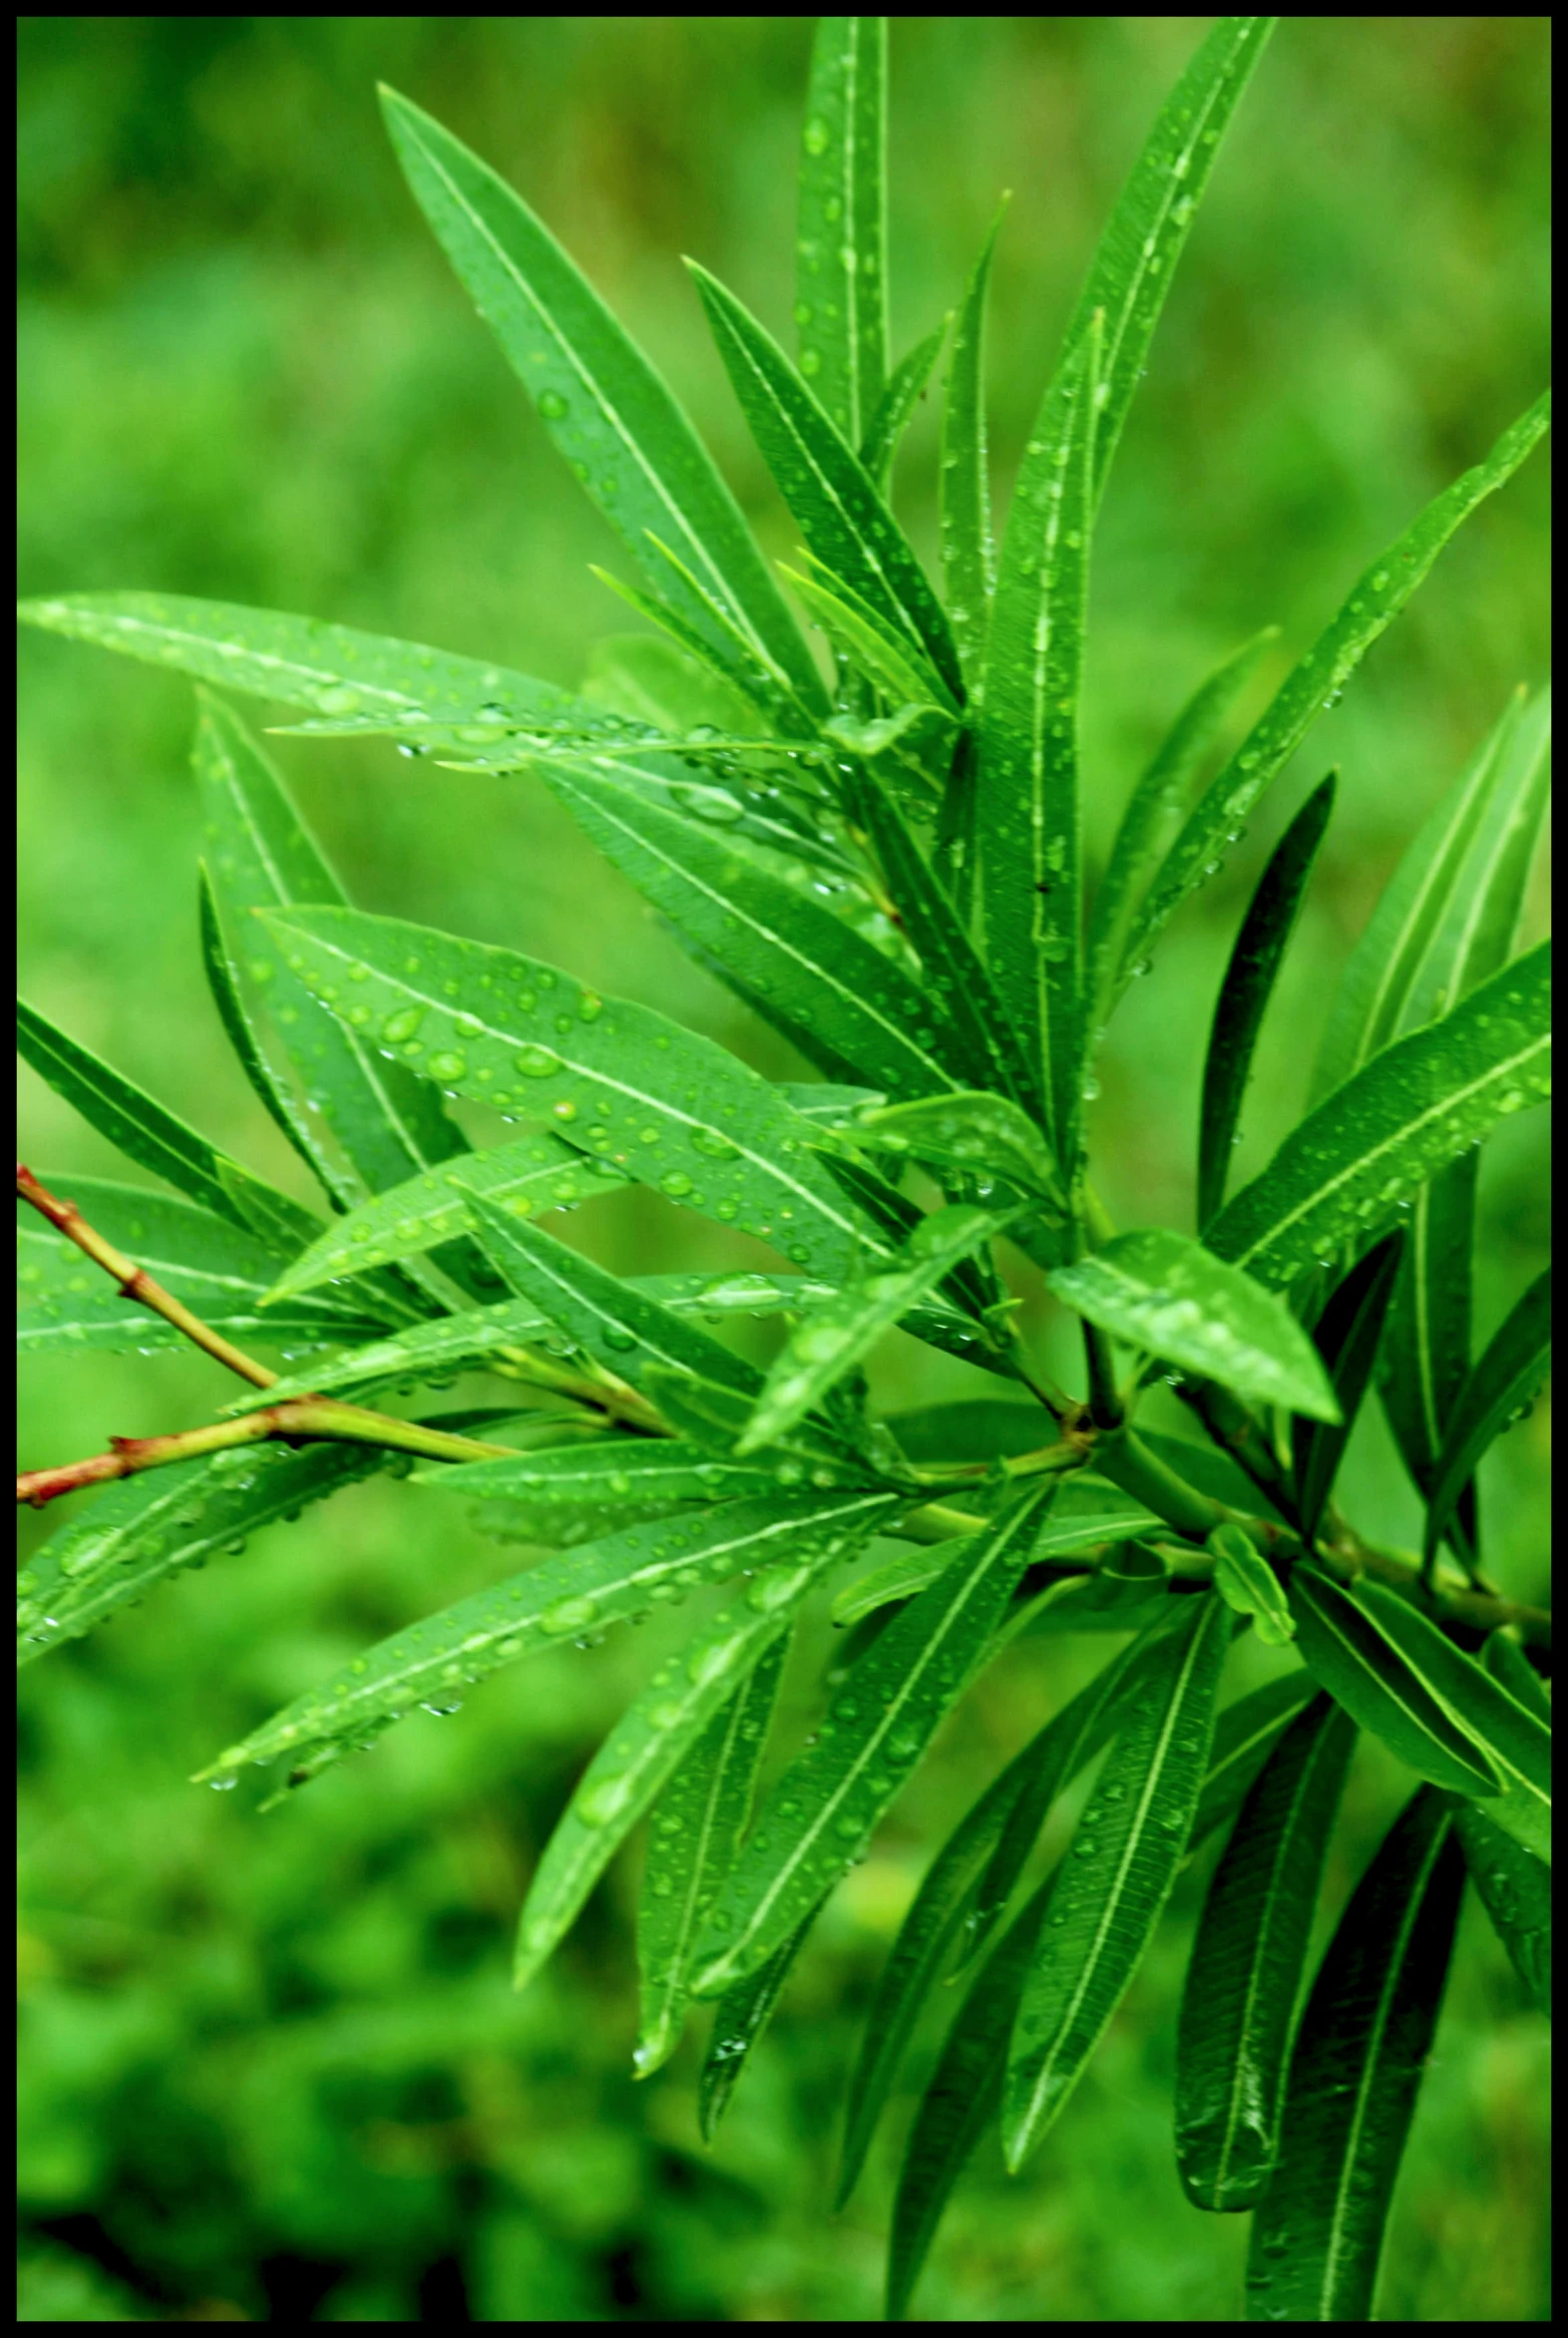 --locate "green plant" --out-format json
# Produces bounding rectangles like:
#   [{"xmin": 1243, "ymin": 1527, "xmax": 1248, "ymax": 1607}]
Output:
[{"xmin": 16, "ymin": 12, "xmax": 1550, "ymax": 2321}]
